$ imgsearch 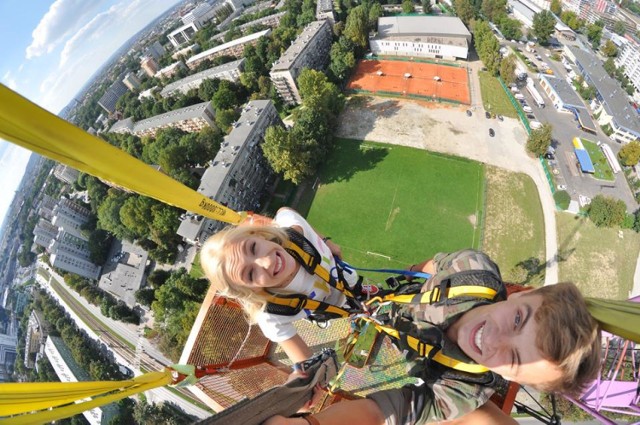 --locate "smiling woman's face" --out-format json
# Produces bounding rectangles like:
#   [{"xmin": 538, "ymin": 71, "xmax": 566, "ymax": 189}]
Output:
[
  {"xmin": 446, "ymin": 292, "xmax": 563, "ymax": 386},
  {"xmin": 224, "ymin": 236, "xmax": 299, "ymax": 291}
]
